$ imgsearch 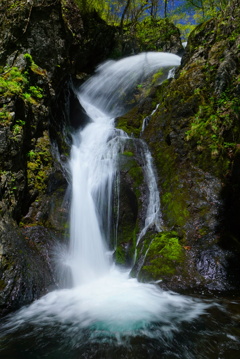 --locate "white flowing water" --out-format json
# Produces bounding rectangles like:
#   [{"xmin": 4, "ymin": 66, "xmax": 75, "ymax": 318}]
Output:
[
  {"xmin": 136, "ymin": 140, "xmax": 162, "ymax": 245},
  {"xmin": 0, "ymin": 53, "xmax": 214, "ymax": 352},
  {"xmin": 68, "ymin": 52, "xmax": 181, "ymax": 286},
  {"xmin": 68, "ymin": 105, "xmax": 115, "ymax": 285},
  {"xmin": 141, "ymin": 103, "xmax": 160, "ymax": 132},
  {"xmin": 79, "ymin": 52, "xmax": 181, "ymax": 117}
]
